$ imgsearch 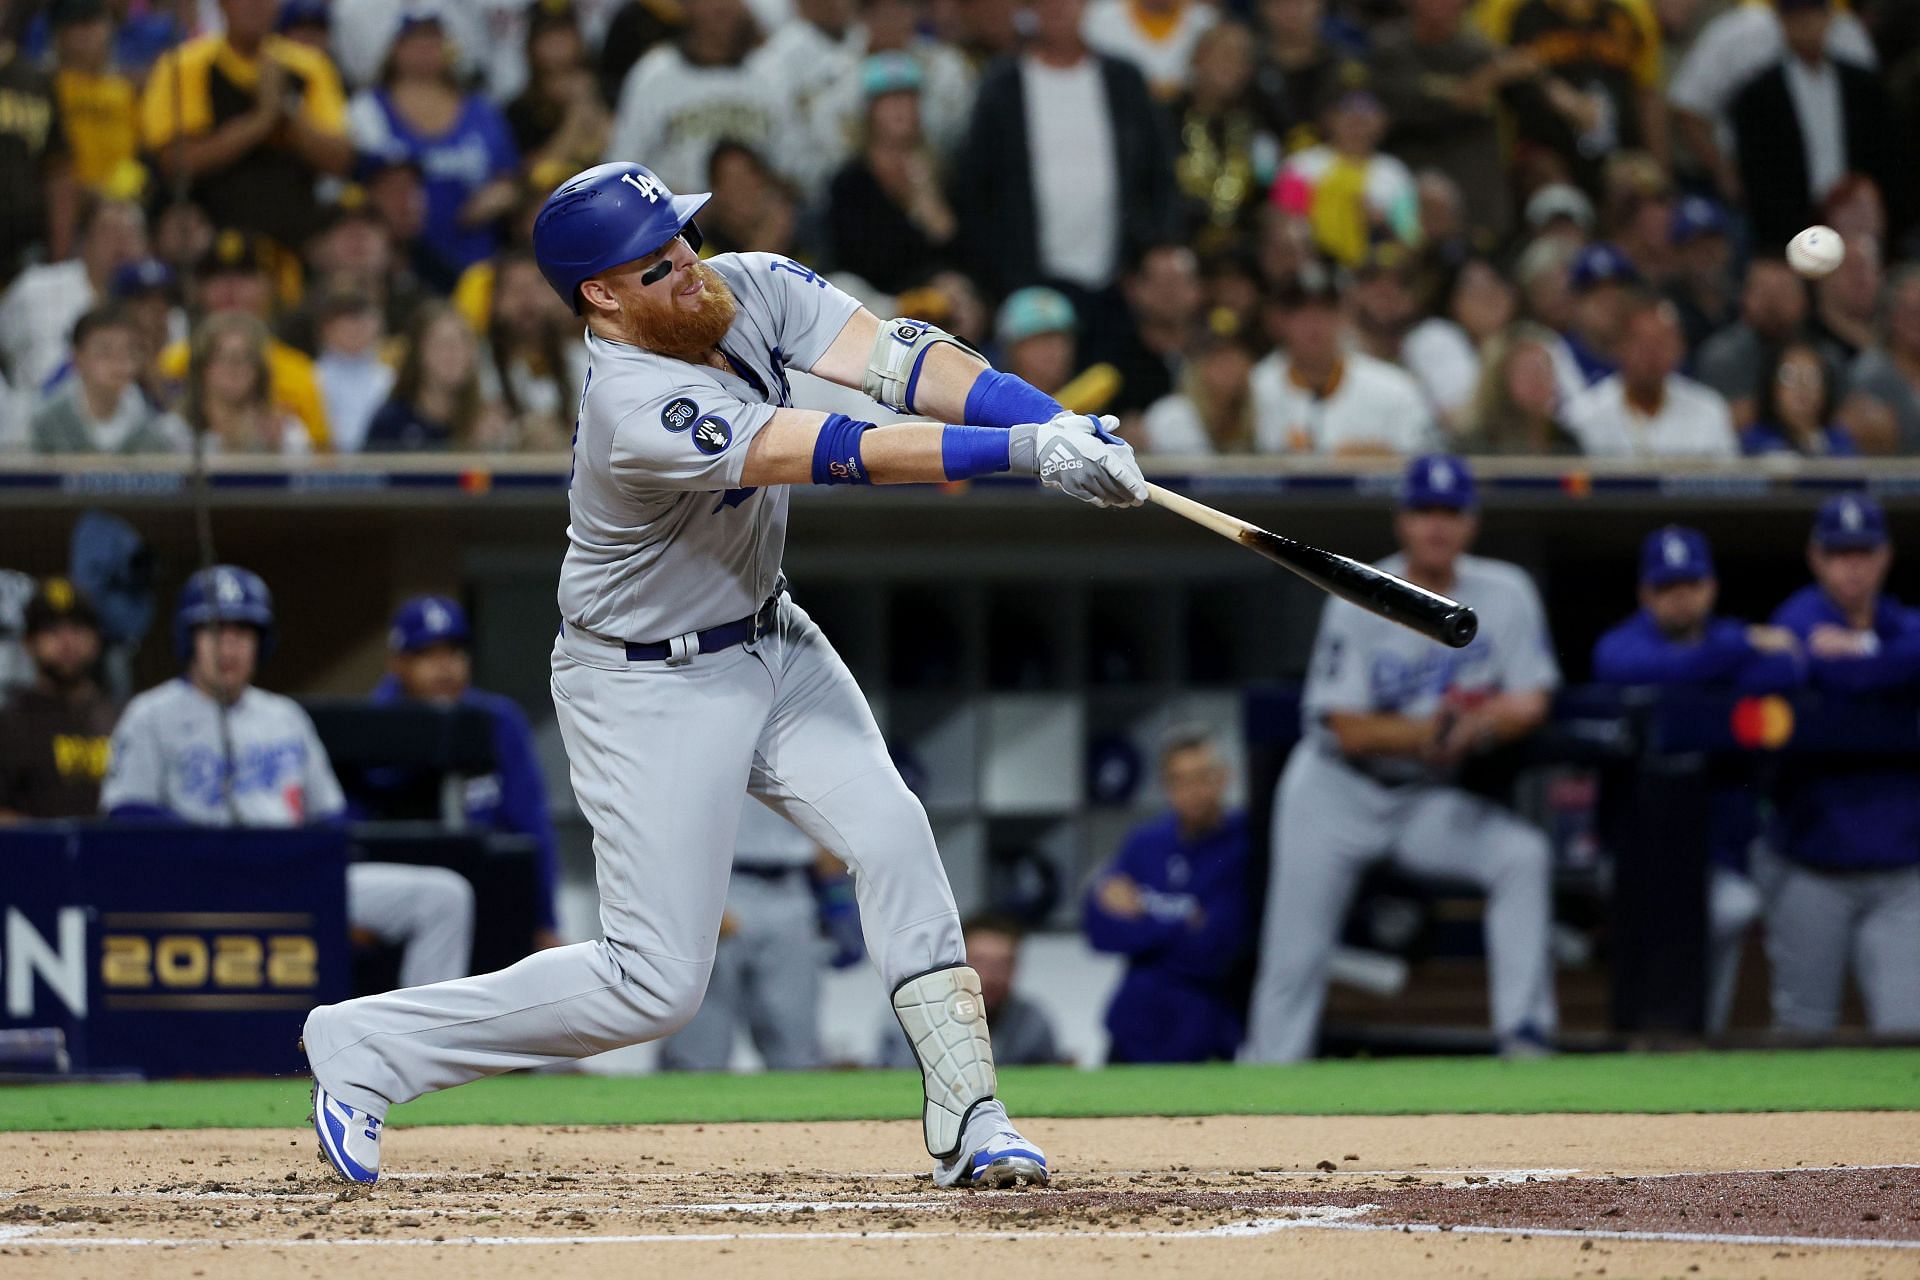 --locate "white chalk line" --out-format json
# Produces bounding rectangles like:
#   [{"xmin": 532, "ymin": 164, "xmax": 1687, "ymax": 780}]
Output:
[
  {"xmin": 5, "ymin": 1207, "xmax": 1919, "ymax": 1253},
  {"xmin": 0, "ymin": 1205, "xmax": 1374, "ymax": 1249}
]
